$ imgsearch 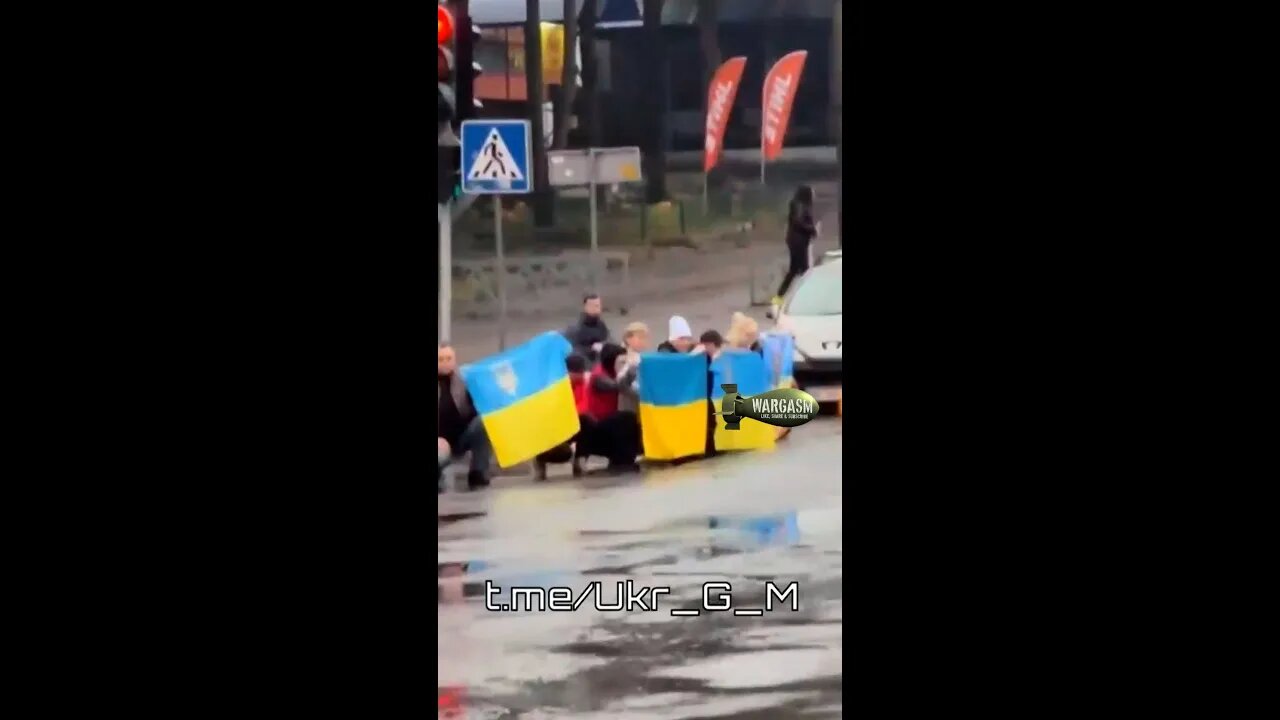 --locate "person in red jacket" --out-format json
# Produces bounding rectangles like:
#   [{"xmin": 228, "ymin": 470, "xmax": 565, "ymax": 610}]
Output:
[
  {"xmin": 534, "ymin": 353, "xmax": 595, "ymax": 479},
  {"xmin": 580, "ymin": 344, "xmax": 641, "ymax": 473}
]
